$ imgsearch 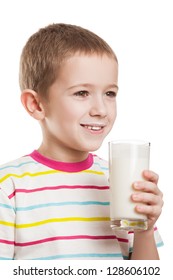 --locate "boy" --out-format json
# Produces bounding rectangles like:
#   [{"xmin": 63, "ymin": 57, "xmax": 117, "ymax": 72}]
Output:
[{"xmin": 0, "ymin": 23, "xmax": 163, "ymax": 260}]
